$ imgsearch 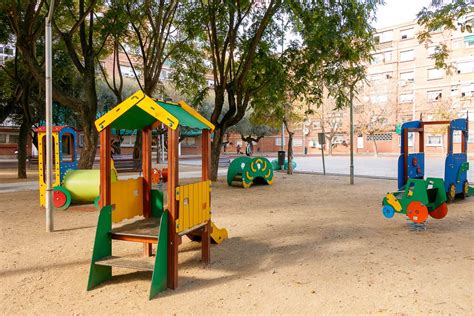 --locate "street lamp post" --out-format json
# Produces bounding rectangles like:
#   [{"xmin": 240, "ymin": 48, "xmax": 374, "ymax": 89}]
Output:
[{"xmin": 45, "ymin": 0, "xmax": 55, "ymax": 232}]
